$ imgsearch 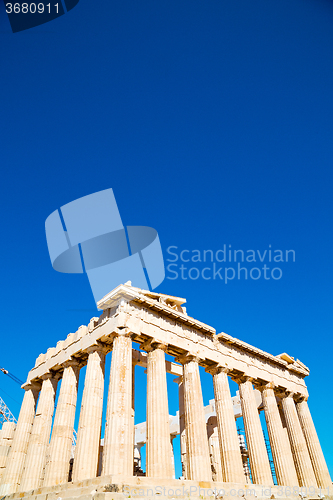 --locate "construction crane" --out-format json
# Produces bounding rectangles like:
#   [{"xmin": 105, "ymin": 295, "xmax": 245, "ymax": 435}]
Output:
[
  {"xmin": 0, "ymin": 396, "xmax": 17, "ymax": 425},
  {"xmin": 0, "ymin": 366, "xmax": 23, "ymax": 426}
]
